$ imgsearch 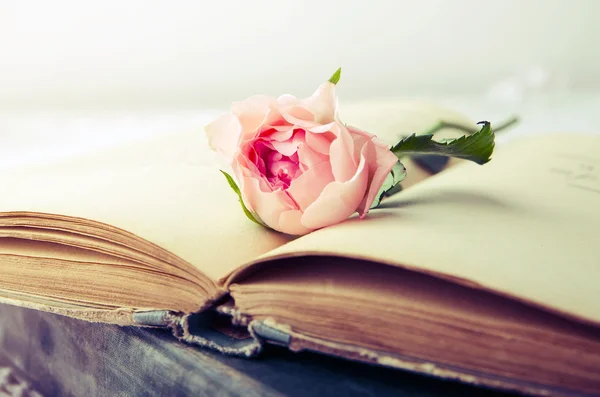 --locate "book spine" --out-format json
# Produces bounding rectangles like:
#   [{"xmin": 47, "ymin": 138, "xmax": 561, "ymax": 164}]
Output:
[
  {"xmin": 132, "ymin": 306, "xmax": 274, "ymax": 358},
  {"xmin": 131, "ymin": 302, "xmax": 295, "ymax": 358},
  {"xmin": 132, "ymin": 310, "xmax": 177, "ymax": 327},
  {"xmin": 134, "ymin": 308, "xmax": 594, "ymax": 396}
]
